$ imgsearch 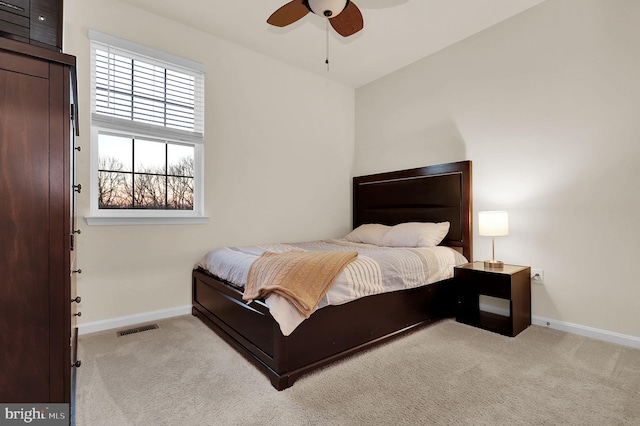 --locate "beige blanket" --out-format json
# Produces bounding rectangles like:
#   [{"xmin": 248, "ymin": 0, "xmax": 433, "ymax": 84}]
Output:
[{"xmin": 243, "ymin": 250, "xmax": 358, "ymax": 318}]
